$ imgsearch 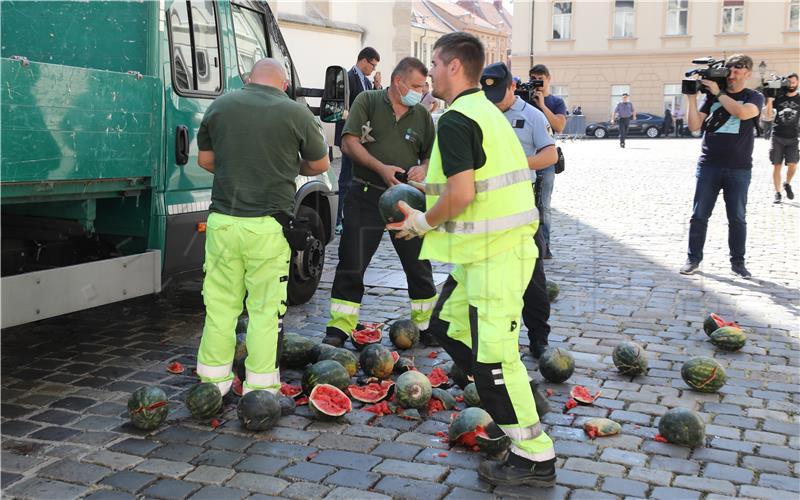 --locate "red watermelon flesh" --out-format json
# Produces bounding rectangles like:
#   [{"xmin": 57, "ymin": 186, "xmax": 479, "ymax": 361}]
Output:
[
  {"xmin": 428, "ymin": 367, "xmax": 449, "ymax": 388},
  {"xmin": 309, "ymin": 384, "xmax": 352, "ymax": 417},
  {"xmin": 570, "ymin": 386, "xmax": 601, "ymax": 404},
  {"xmin": 426, "ymin": 398, "xmax": 445, "ymax": 414},
  {"xmin": 280, "ymin": 383, "xmax": 303, "ymax": 399},
  {"xmin": 352, "ymin": 325, "xmax": 382, "ymax": 346},
  {"xmin": 348, "ymin": 380, "xmax": 395, "ymax": 403},
  {"xmin": 391, "ymin": 351, "xmax": 400, "ymax": 363},
  {"xmin": 454, "ymin": 424, "xmax": 485, "ymax": 448}
]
